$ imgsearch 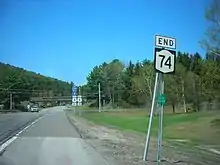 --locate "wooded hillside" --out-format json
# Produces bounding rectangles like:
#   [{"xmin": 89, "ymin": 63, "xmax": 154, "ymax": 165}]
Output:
[{"xmin": 0, "ymin": 62, "xmax": 71, "ymax": 108}]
